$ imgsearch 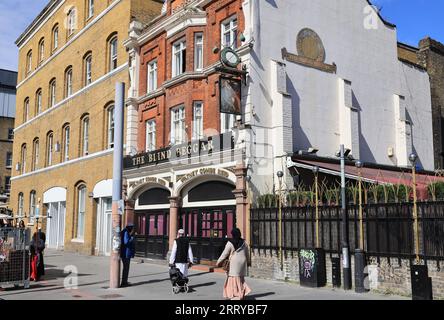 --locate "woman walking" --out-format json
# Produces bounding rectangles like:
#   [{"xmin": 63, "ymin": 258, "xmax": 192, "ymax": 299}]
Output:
[{"xmin": 216, "ymin": 228, "xmax": 251, "ymax": 300}]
